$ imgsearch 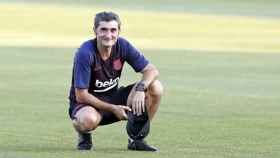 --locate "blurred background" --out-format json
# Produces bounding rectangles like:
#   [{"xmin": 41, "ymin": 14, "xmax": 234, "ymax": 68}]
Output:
[
  {"xmin": 1, "ymin": 0, "xmax": 280, "ymax": 52},
  {"xmin": 0, "ymin": 1, "xmax": 279, "ymax": 158}
]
